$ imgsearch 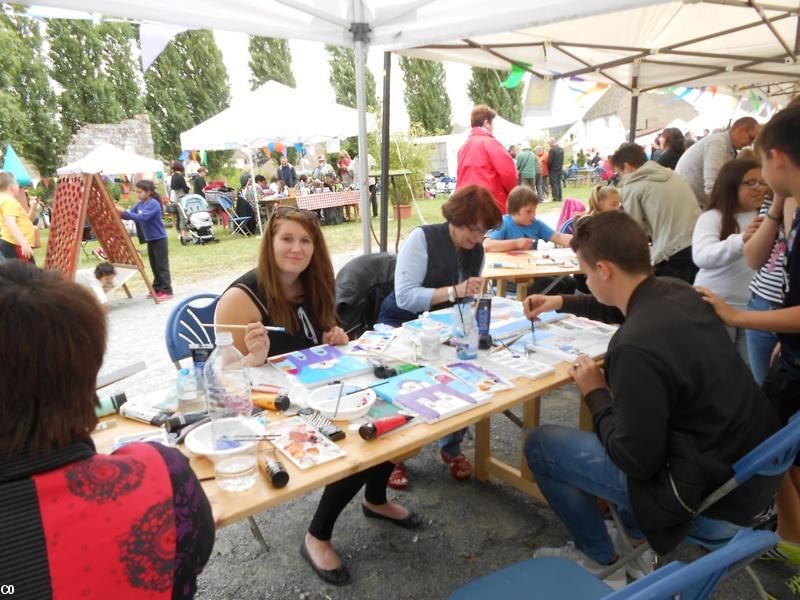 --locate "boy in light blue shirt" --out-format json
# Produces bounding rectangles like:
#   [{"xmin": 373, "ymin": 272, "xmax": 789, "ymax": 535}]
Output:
[{"xmin": 484, "ymin": 185, "xmax": 572, "ymax": 252}]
